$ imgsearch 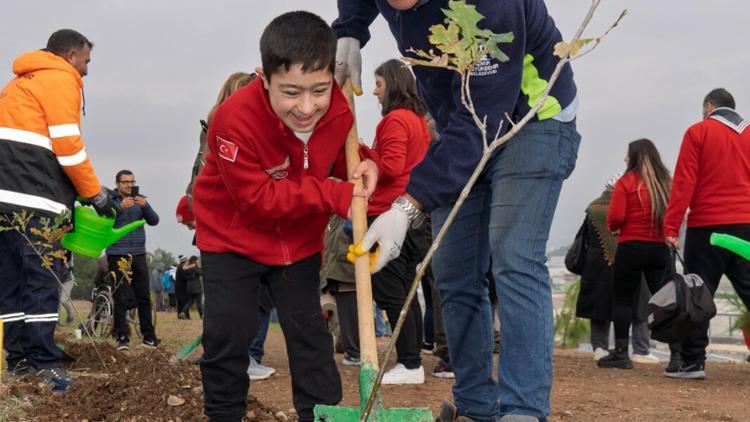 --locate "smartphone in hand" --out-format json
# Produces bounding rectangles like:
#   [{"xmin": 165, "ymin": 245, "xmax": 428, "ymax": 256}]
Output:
[{"xmin": 130, "ymin": 185, "xmax": 140, "ymax": 197}]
